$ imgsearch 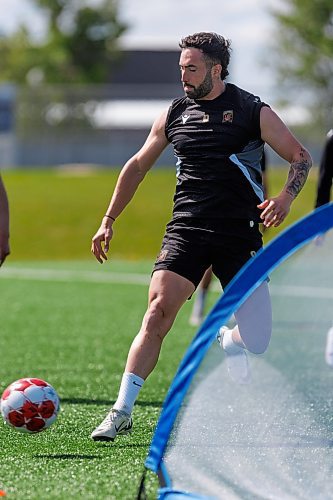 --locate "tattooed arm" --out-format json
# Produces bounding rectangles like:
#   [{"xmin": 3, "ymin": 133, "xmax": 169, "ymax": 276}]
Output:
[{"xmin": 258, "ymin": 106, "xmax": 312, "ymax": 228}]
